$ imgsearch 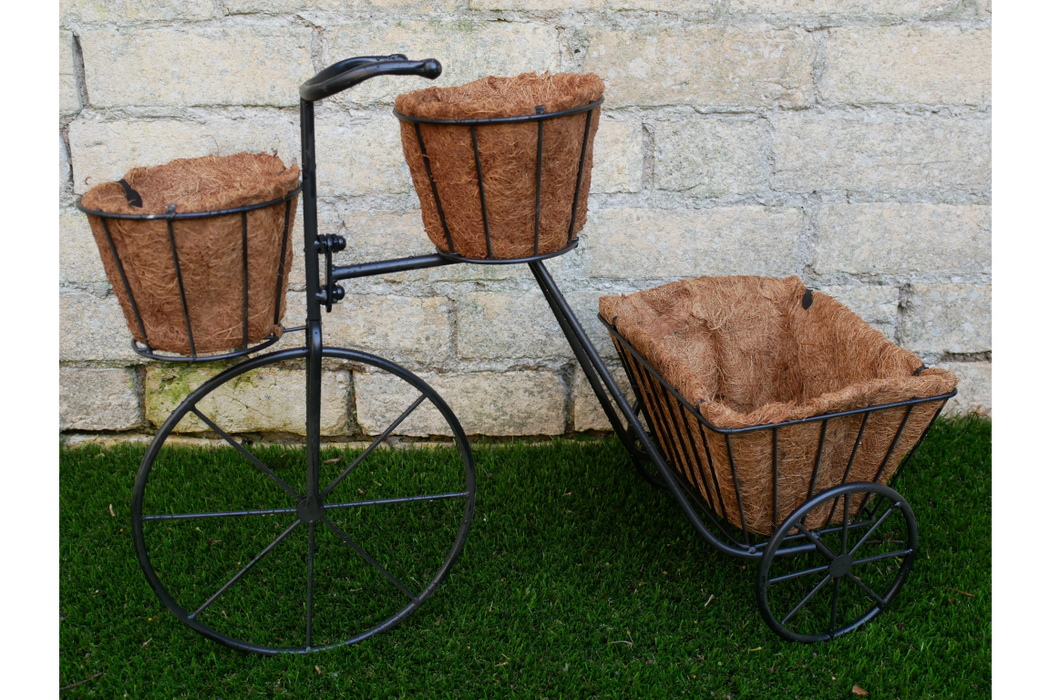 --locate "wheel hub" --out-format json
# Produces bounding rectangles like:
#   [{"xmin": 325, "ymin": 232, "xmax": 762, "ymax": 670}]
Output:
[
  {"xmin": 829, "ymin": 554, "xmax": 853, "ymax": 578},
  {"xmin": 296, "ymin": 495, "xmax": 325, "ymax": 523}
]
